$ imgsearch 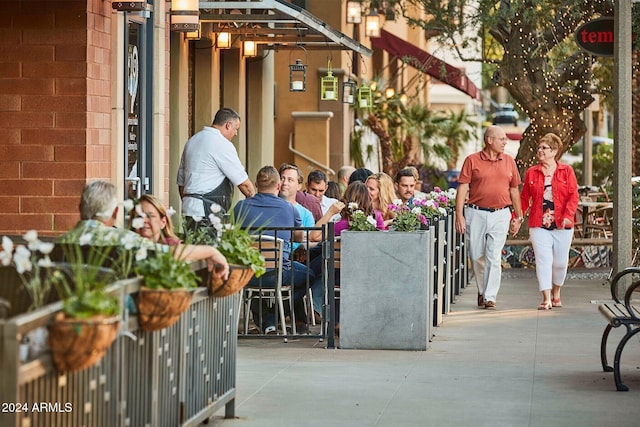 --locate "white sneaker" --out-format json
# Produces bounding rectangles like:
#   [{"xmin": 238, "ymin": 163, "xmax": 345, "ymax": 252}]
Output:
[{"xmin": 264, "ymin": 326, "xmax": 276, "ymax": 335}]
